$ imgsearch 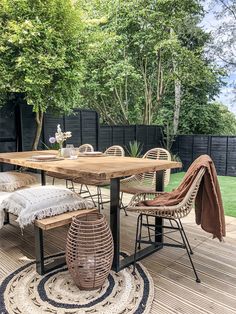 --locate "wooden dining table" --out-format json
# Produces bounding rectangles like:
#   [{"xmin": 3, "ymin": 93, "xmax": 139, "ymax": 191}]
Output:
[{"xmin": 0, "ymin": 150, "xmax": 182, "ymax": 272}]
